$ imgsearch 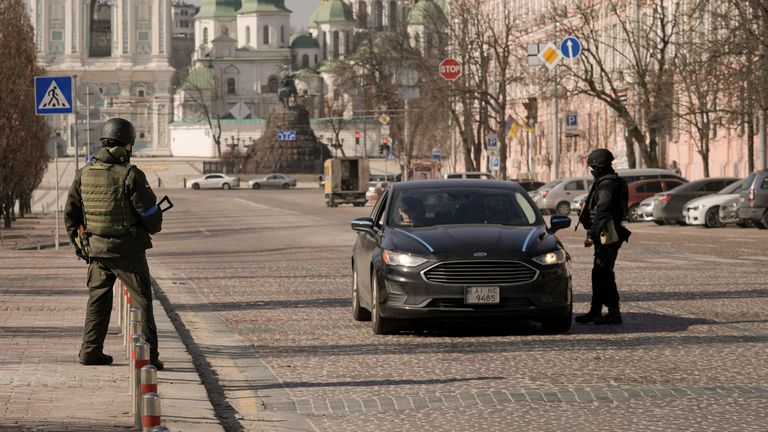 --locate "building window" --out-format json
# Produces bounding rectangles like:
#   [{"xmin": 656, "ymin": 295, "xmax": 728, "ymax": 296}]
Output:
[
  {"xmin": 389, "ymin": 1, "xmax": 398, "ymax": 30},
  {"xmin": 138, "ymin": 31, "xmax": 150, "ymax": 41},
  {"xmin": 88, "ymin": 0, "xmax": 112, "ymax": 57},
  {"xmin": 302, "ymin": 54, "xmax": 310, "ymax": 68},
  {"xmin": 322, "ymin": 32, "xmax": 327, "ymax": 60},
  {"xmin": 51, "ymin": 31, "xmax": 63, "ymax": 41},
  {"xmin": 226, "ymin": 78, "xmax": 236, "ymax": 94},
  {"xmin": 373, "ymin": 1, "xmax": 383, "ymax": 31},
  {"xmin": 263, "ymin": 26, "xmax": 270, "ymax": 45},
  {"xmin": 333, "ymin": 31, "xmax": 340, "ymax": 60},
  {"xmin": 246, "ymin": 26, "xmax": 251, "ymax": 44},
  {"xmin": 267, "ymin": 75, "xmax": 279, "ymax": 93},
  {"xmin": 221, "ymin": 25, "xmax": 229, "ymax": 36},
  {"xmin": 203, "ymin": 27, "xmax": 209, "ymax": 44},
  {"xmin": 281, "ymin": 25, "xmax": 285, "ymax": 44},
  {"xmin": 357, "ymin": 1, "xmax": 368, "ymax": 29}
]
